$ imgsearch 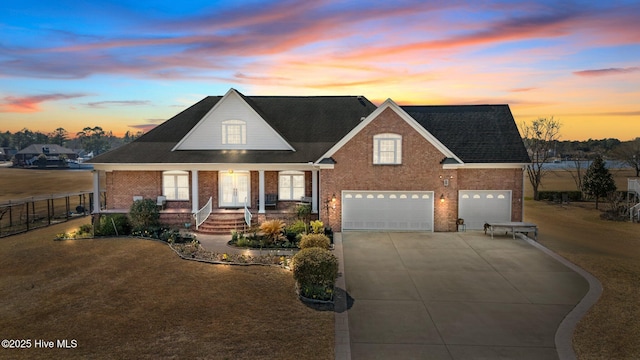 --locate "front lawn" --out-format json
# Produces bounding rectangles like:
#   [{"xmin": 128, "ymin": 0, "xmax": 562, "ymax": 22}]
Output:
[{"xmin": 0, "ymin": 218, "xmax": 333, "ymax": 359}]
